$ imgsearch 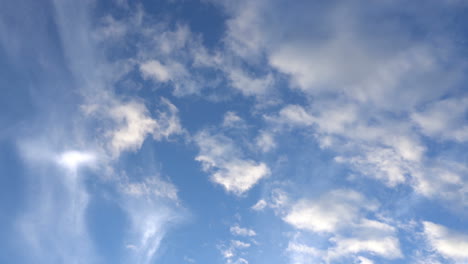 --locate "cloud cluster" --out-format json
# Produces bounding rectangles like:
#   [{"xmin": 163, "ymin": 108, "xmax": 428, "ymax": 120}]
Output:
[
  {"xmin": 4, "ymin": 0, "xmax": 468, "ymax": 263},
  {"xmin": 11, "ymin": 1, "xmax": 187, "ymax": 264},
  {"xmin": 283, "ymin": 189, "xmax": 402, "ymax": 262}
]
